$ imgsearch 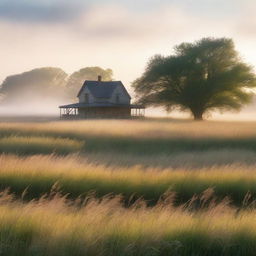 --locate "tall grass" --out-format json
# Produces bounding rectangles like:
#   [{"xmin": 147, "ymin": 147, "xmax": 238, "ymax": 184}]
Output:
[
  {"xmin": 0, "ymin": 119, "xmax": 256, "ymax": 254},
  {"xmin": 1, "ymin": 119, "xmax": 256, "ymax": 138},
  {"xmin": 0, "ymin": 191, "xmax": 254, "ymax": 255},
  {"xmin": 1, "ymin": 120, "xmax": 256, "ymax": 155},
  {"xmin": 84, "ymin": 149, "xmax": 256, "ymax": 168},
  {"xmin": 1, "ymin": 154, "xmax": 256, "ymax": 205},
  {"xmin": 0, "ymin": 136, "xmax": 83, "ymax": 155}
]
